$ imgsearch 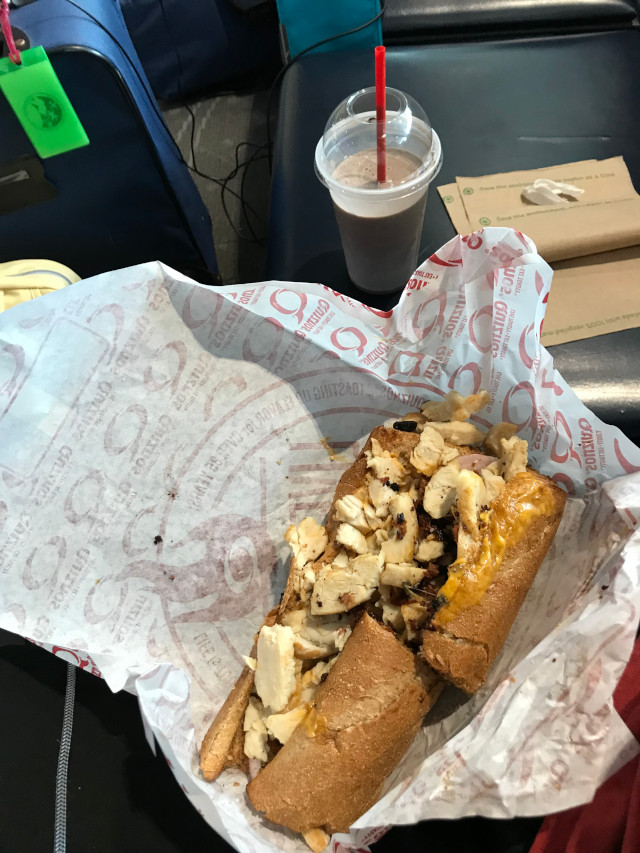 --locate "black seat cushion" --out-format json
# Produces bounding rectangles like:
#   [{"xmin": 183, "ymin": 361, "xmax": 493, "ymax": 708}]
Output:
[
  {"xmin": 383, "ymin": 0, "xmax": 638, "ymax": 41},
  {"xmin": 266, "ymin": 32, "xmax": 640, "ymax": 444}
]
